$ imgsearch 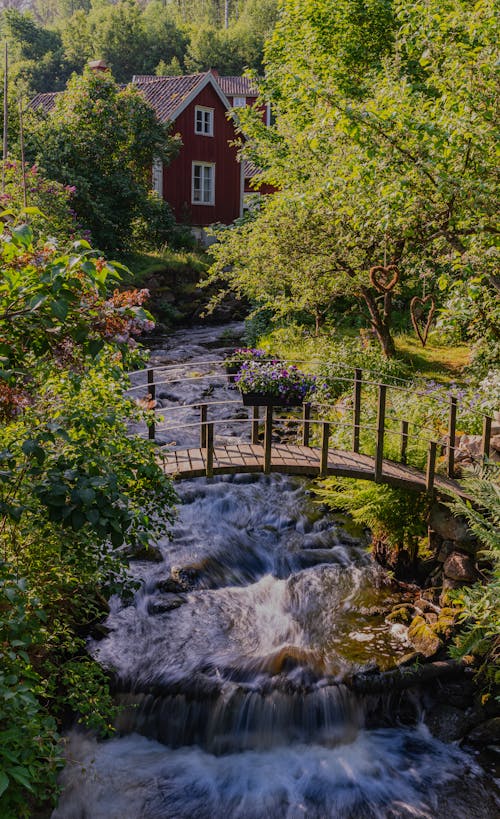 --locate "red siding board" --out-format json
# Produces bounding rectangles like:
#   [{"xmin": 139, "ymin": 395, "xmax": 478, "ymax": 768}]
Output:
[{"xmin": 162, "ymin": 84, "xmax": 241, "ymax": 226}]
